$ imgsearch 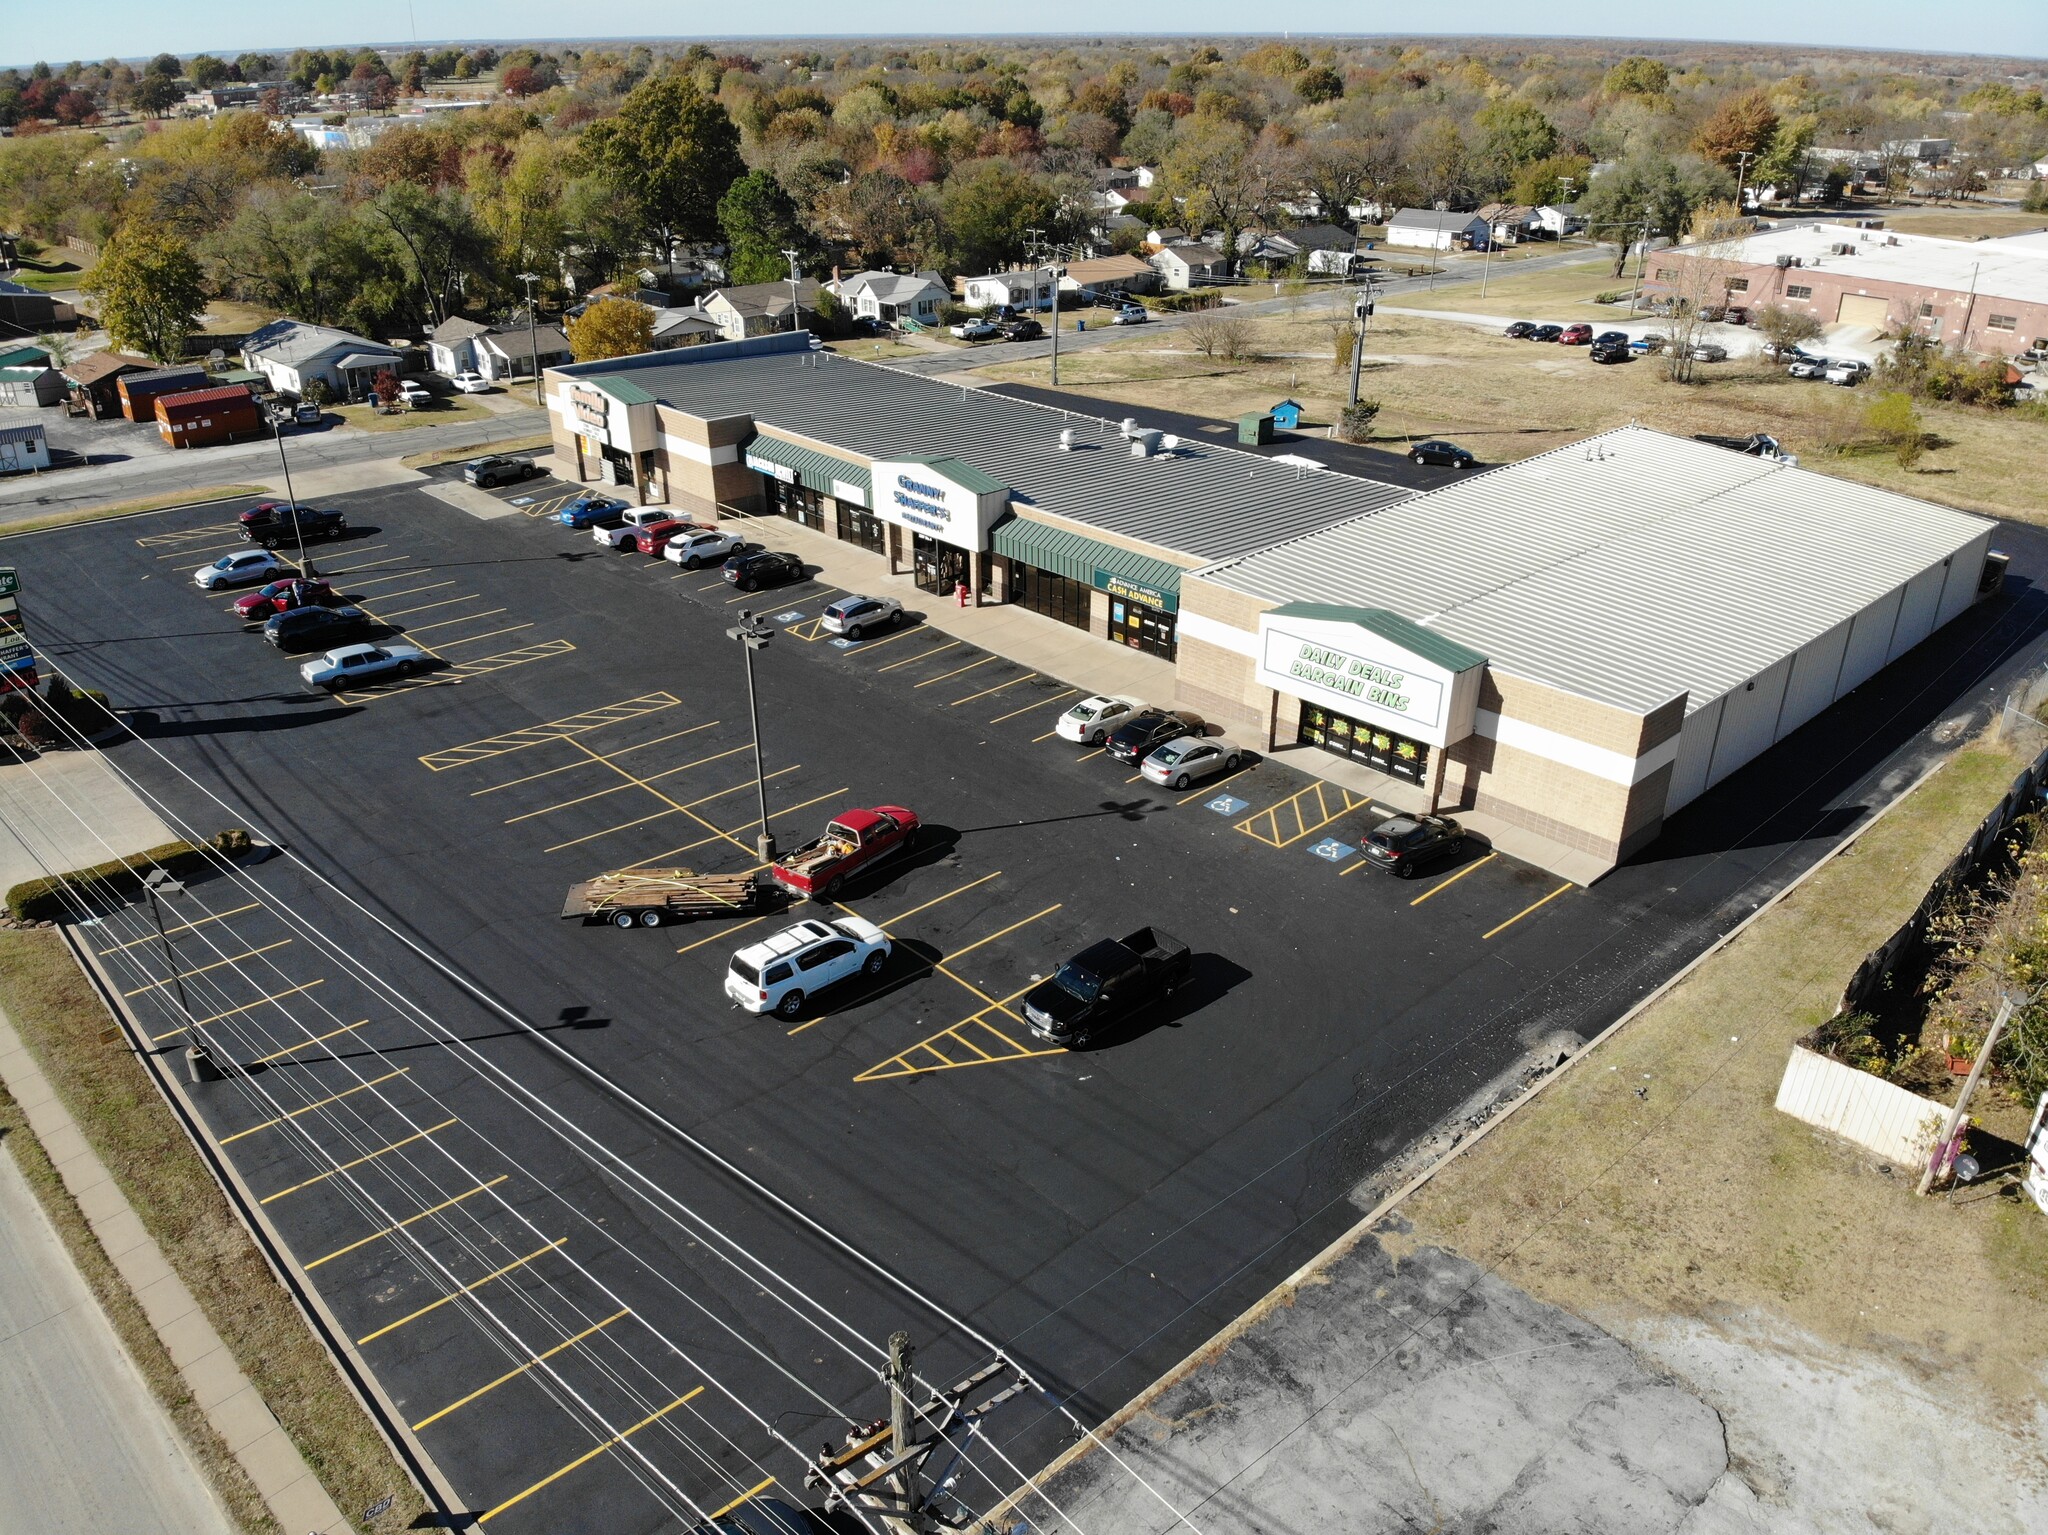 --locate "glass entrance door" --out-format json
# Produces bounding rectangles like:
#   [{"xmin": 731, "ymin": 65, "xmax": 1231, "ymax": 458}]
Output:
[
  {"xmin": 1109, "ymin": 596, "xmax": 1178, "ymax": 659},
  {"xmin": 837, "ymin": 502, "xmax": 886, "ymax": 554},
  {"xmin": 912, "ymin": 534, "xmax": 969, "ymax": 596}
]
